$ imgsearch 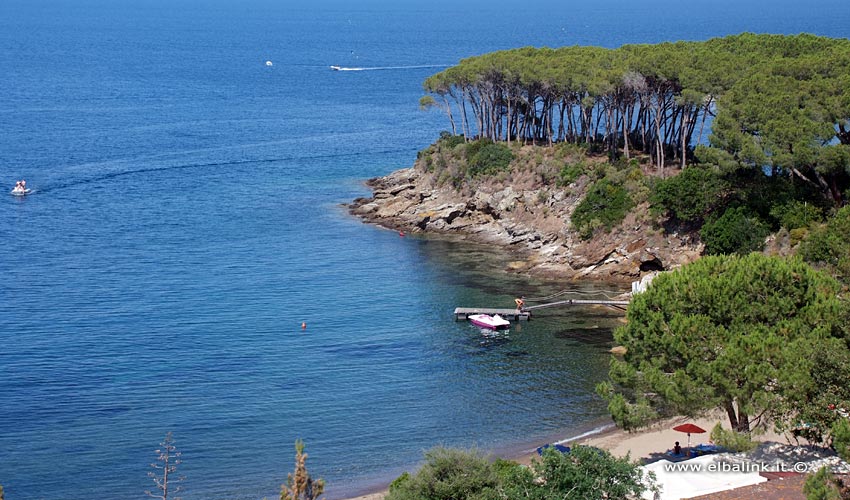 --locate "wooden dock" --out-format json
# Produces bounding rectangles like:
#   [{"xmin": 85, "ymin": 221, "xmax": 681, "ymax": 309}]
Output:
[
  {"xmin": 453, "ymin": 308, "xmax": 531, "ymax": 321},
  {"xmin": 524, "ymin": 298, "xmax": 630, "ymax": 311},
  {"xmin": 454, "ymin": 298, "xmax": 630, "ymax": 321}
]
